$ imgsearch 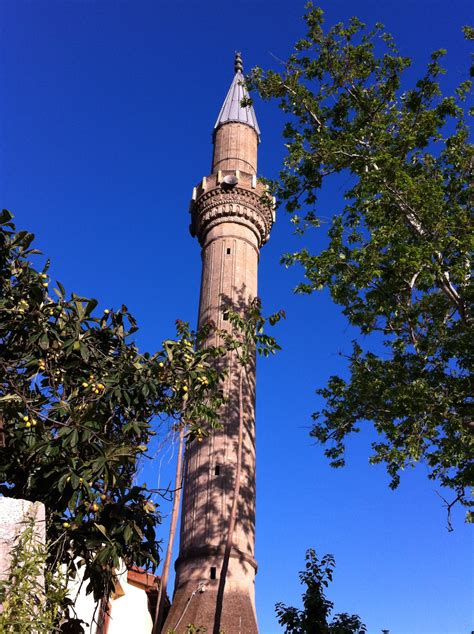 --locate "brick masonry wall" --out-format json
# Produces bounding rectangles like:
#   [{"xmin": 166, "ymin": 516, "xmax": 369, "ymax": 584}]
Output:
[
  {"xmin": 212, "ymin": 123, "xmax": 258, "ymax": 175},
  {"xmin": 164, "ymin": 100, "xmax": 272, "ymax": 632}
]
